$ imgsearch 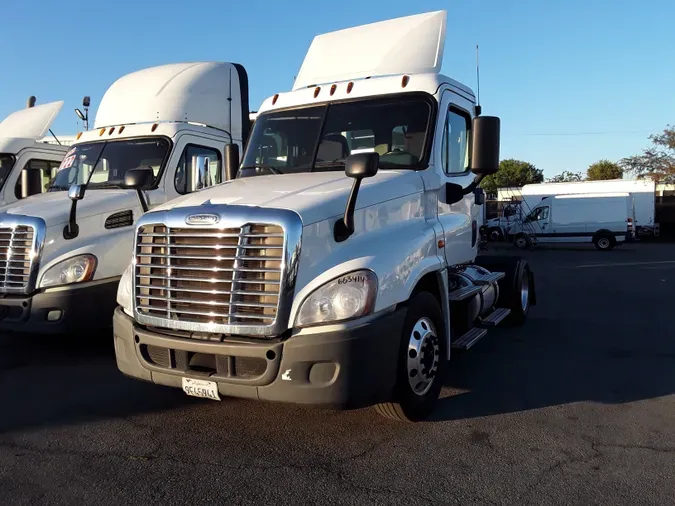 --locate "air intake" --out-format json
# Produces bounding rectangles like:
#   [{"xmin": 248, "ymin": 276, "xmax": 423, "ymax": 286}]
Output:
[{"xmin": 105, "ymin": 210, "xmax": 134, "ymax": 229}]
